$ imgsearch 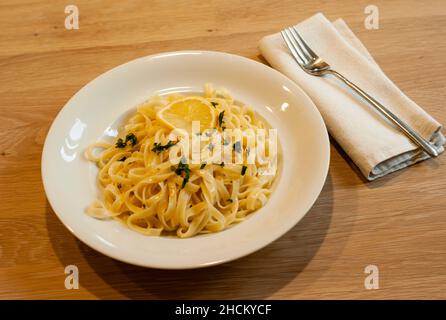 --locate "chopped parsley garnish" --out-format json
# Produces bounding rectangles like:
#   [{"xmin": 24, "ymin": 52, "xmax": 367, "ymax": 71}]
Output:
[
  {"xmin": 218, "ymin": 111, "xmax": 225, "ymax": 127},
  {"xmin": 241, "ymin": 165, "xmax": 248, "ymax": 176},
  {"xmin": 115, "ymin": 133, "xmax": 138, "ymax": 148},
  {"xmin": 233, "ymin": 141, "xmax": 242, "ymax": 153},
  {"xmin": 200, "ymin": 163, "xmax": 206, "ymax": 169},
  {"xmin": 211, "ymin": 102, "xmax": 218, "ymax": 107},
  {"xmin": 181, "ymin": 174, "xmax": 190, "ymax": 189},
  {"xmin": 115, "ymin": 138, "xmax": 126, "ymax": 148},
  {"xmin": 219, "ymin": 162, "xmax": 225, "ymax": 167},
  {"xmin": 152, "ymin": 139, "xmax": 179, "ymax": 154},
  {"xmin": 174, "ymin": 160, "xmax": 190, "ymax": 189}
]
